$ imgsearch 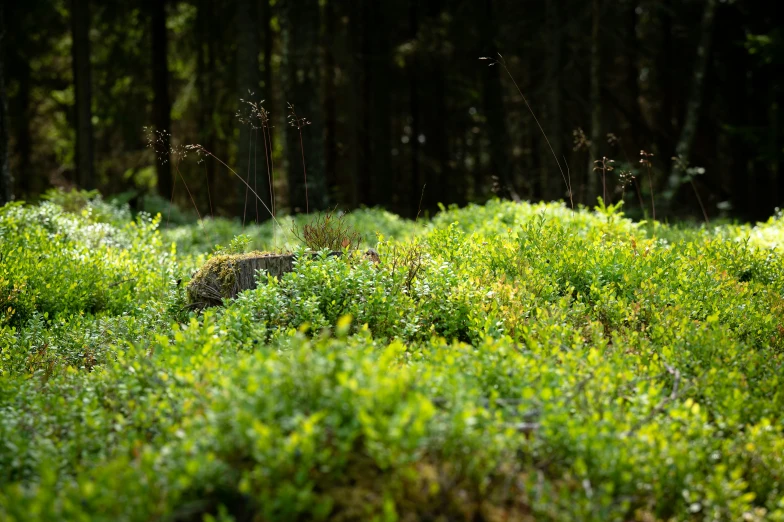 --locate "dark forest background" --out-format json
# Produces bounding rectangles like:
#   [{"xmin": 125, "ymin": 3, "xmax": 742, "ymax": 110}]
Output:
[{"xmin": 0, "ymin": 0, "xmax": 781, "ymax": 222}]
